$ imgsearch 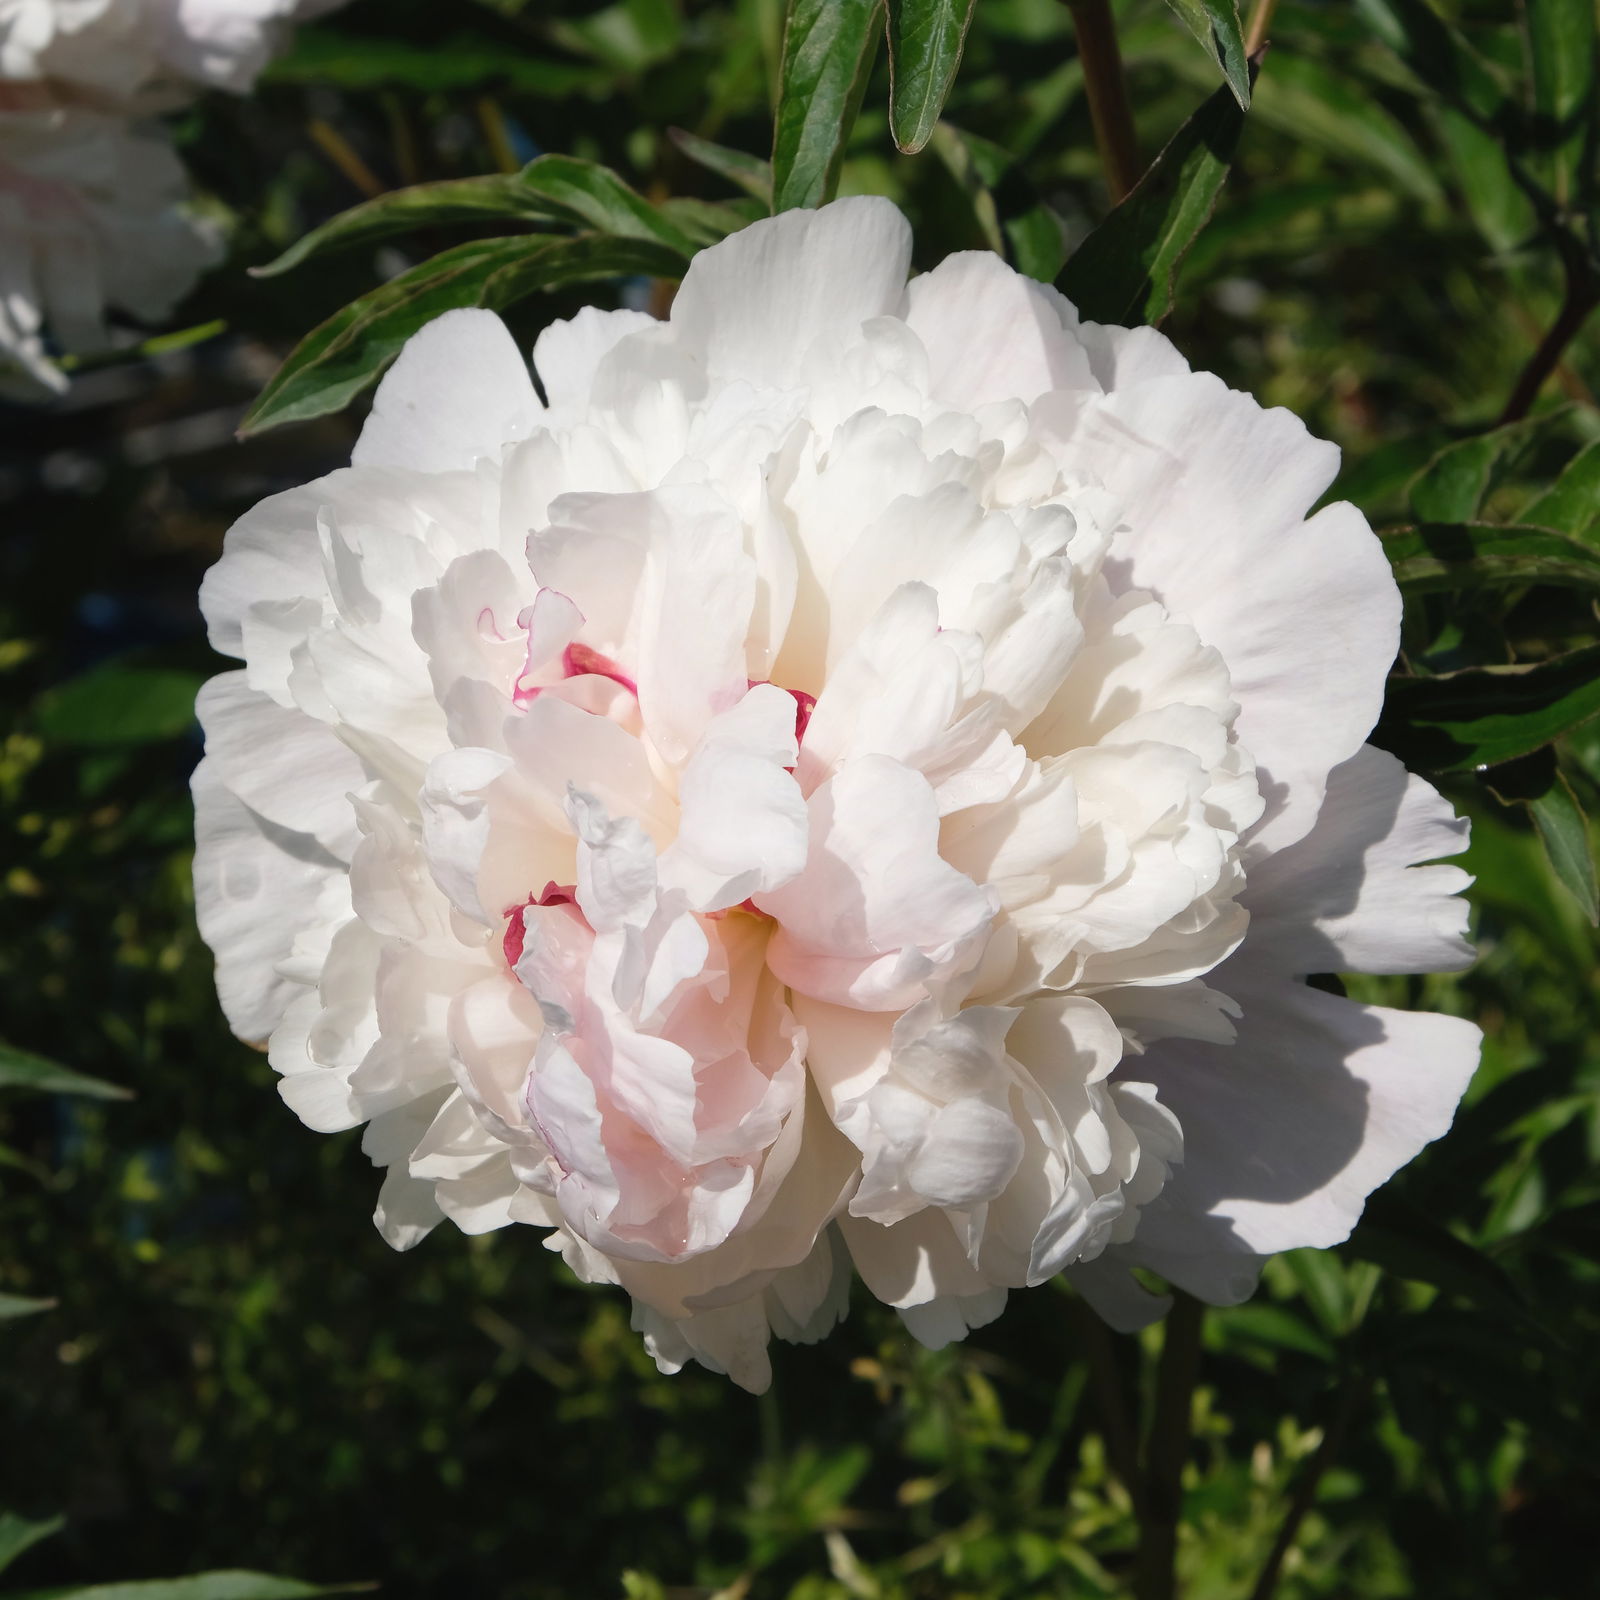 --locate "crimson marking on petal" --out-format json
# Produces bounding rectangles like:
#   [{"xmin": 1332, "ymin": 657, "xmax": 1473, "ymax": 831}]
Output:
[
  {"xmin": 502, "ymin": 882, "xmax": 580, "ymax": 969},
  {"xmin": 562, "ymin": 642, "xmax": 637, "ymax": 694}
]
